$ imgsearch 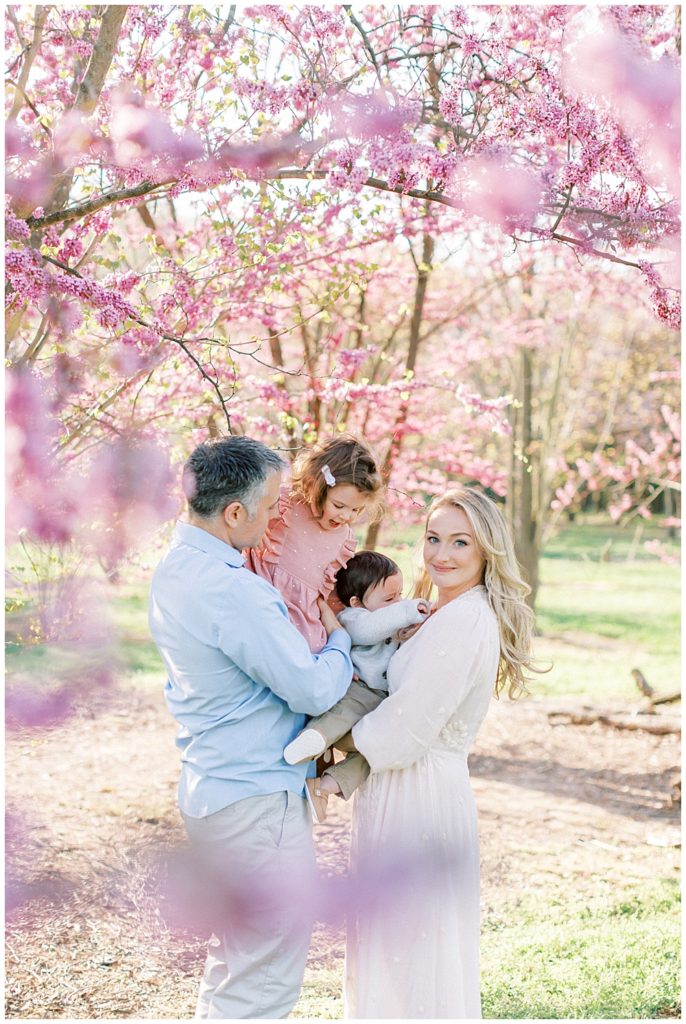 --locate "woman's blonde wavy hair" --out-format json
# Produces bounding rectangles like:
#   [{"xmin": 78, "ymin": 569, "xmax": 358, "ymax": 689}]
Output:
[{"xmin": 413, "ymin": 487, "xmax": 544, "ymax": 699}]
